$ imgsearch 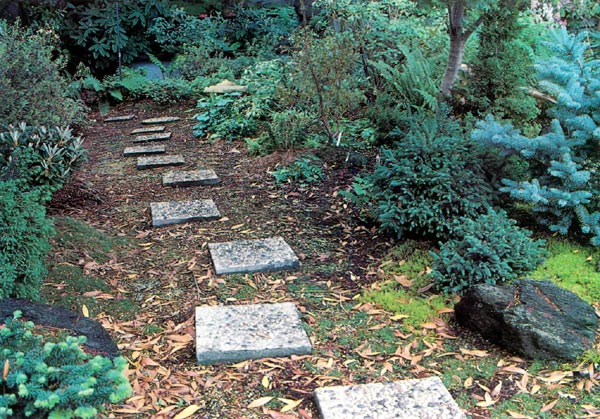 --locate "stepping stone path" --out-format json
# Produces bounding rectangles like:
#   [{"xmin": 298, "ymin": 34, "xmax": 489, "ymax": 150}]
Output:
[
  {"xmin": 208, "ymin": 236, "xmax": 299, "ymax": 275},
  {"xmin": 141, "ymin": 116, "xmax": 181, "ymax": 124},
  {"xmin": 104, "ymin": 114, "xmax": 134, "ymax": 122},
  {"xmin": 137, "ymin": 155, "xmax": 184, "ymax": 169},
  {"xmin": 131, "ymin": 126, "xmax": 165, "ymax": 135},
  {"xmin": 314, "ymin": 377, "xmax": 466, "ymax": 419},
  {"xmin": 123, "ymin": 144, "xmax": 166, "ymax": 157},
  {"xmin": 132, "ymin": 132, "xmax": 172, "ymax": 143},
  {"xmin": 150, "ymin": 199, "xmax": 220, "ymax": 226},
  {"xmin": 163, "ymin": 169, "xmax": 220, "ymax": 187},
  {"xmin": 195, "ymin": 302, "xmax": 312, "ymax": 365}
]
